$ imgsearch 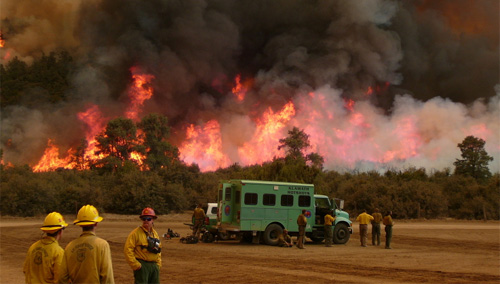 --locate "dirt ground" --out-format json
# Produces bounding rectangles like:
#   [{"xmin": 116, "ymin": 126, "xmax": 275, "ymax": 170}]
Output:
[{"xmin": 2, "ymin": 213, "xmax": 499, "ymax": 284}]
